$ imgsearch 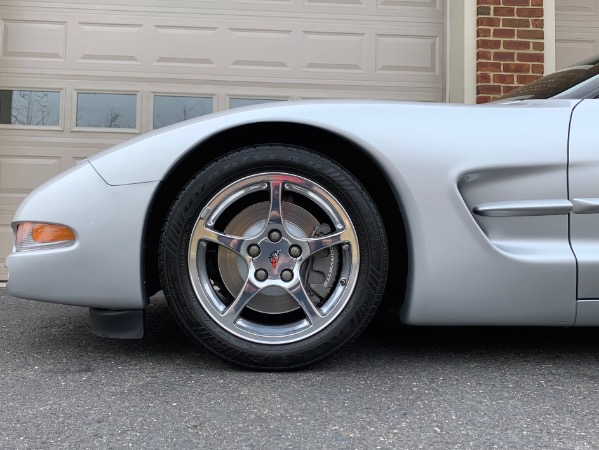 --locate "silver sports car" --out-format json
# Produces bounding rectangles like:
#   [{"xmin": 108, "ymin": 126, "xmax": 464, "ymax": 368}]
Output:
[{"xmin": 7, "ymin": 57, "xmax": 599, "ymax": 369}]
